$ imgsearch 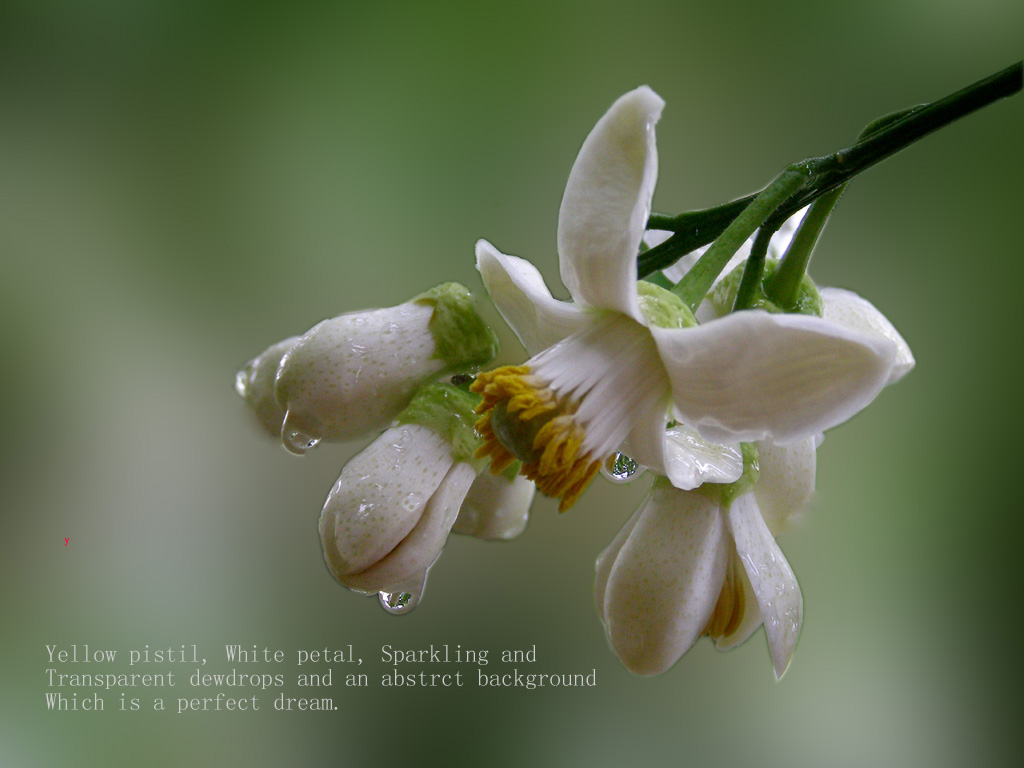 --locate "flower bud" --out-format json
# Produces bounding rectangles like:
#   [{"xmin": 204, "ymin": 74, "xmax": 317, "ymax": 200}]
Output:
[{"xmin": 275, "ymin": 283, "xmax": 497, "ymax": 450}]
